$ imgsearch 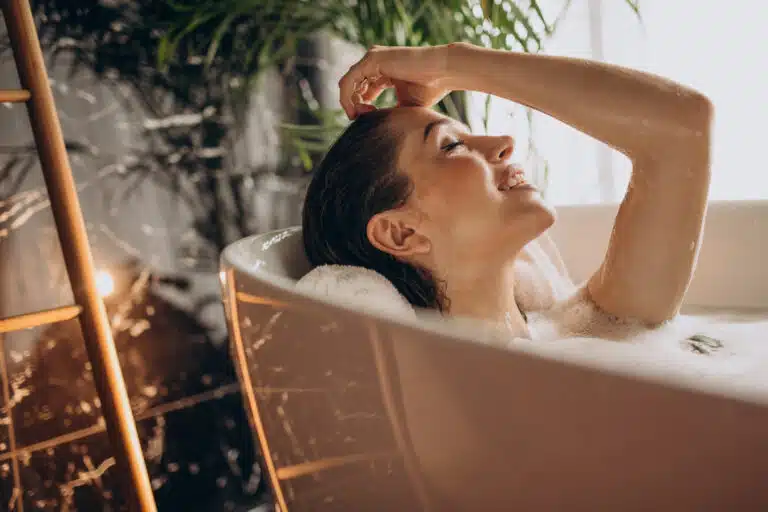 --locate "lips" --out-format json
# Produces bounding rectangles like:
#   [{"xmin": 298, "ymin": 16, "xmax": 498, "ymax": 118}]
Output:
[{"xmin": 498, "ymin": 165, "xmax": 529, "ymax": 191}]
